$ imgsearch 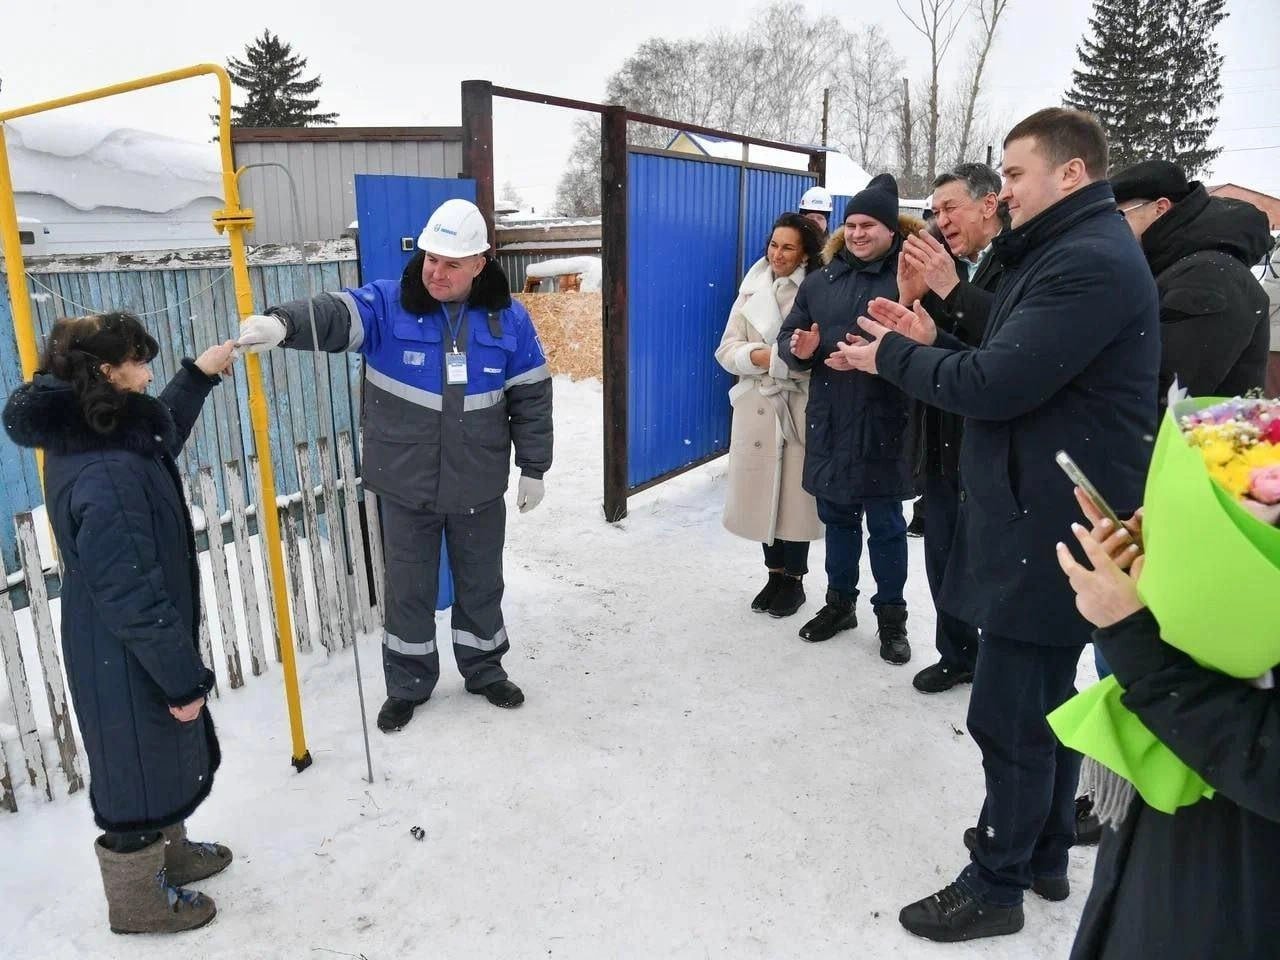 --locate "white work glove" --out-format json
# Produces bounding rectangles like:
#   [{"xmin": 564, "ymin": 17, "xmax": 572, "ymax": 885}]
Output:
[
  {"xmin": 236, "ymin": 313, "xmax": 287, "ymax": 353},
  {"xmin": 517, "ymin": 475, "xmax": 545, "ymax": 514}
]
